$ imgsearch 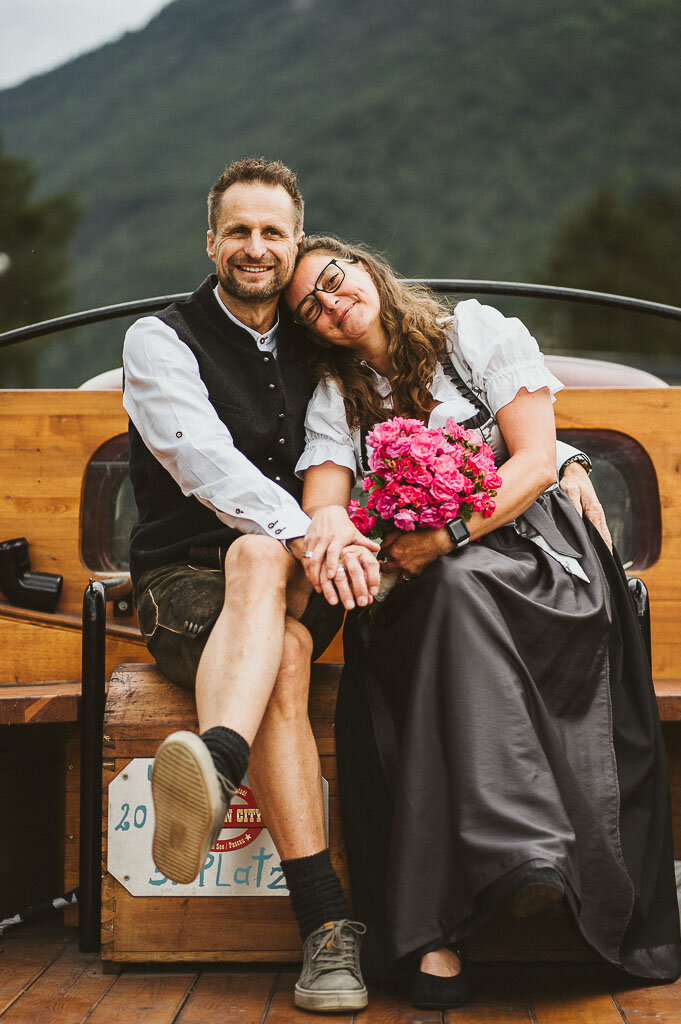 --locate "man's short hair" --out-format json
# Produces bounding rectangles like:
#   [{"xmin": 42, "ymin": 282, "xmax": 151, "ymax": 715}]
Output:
[{"xmin": 207, "ymin": 157, "xmax": 304, "ymax": 235}]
